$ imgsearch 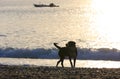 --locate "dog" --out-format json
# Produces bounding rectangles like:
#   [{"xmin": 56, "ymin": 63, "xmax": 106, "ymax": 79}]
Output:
[{"xmin": 54, "ymin": 41, "xmax": 77, "ymax": 68}]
